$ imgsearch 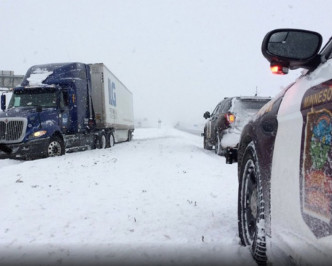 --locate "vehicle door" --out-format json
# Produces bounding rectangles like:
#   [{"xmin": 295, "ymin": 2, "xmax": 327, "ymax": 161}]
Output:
[
  {"xmin": 300, "ymin": 71, "xmax": 332, "ymax": 240},
  {"xmin": 58, "ymin": 90, "xmax": 71, "ymax": 133},
  {"xmin": 270, "ymin": 59, "xmax": 332, "ymax": 260}
]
